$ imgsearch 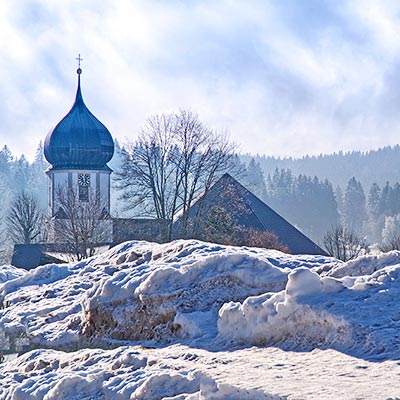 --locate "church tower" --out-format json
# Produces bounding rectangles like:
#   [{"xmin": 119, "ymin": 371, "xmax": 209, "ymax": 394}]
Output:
[{"xmin": 44, "ymin": 60, "xmax": 114, "ymax": 242}]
